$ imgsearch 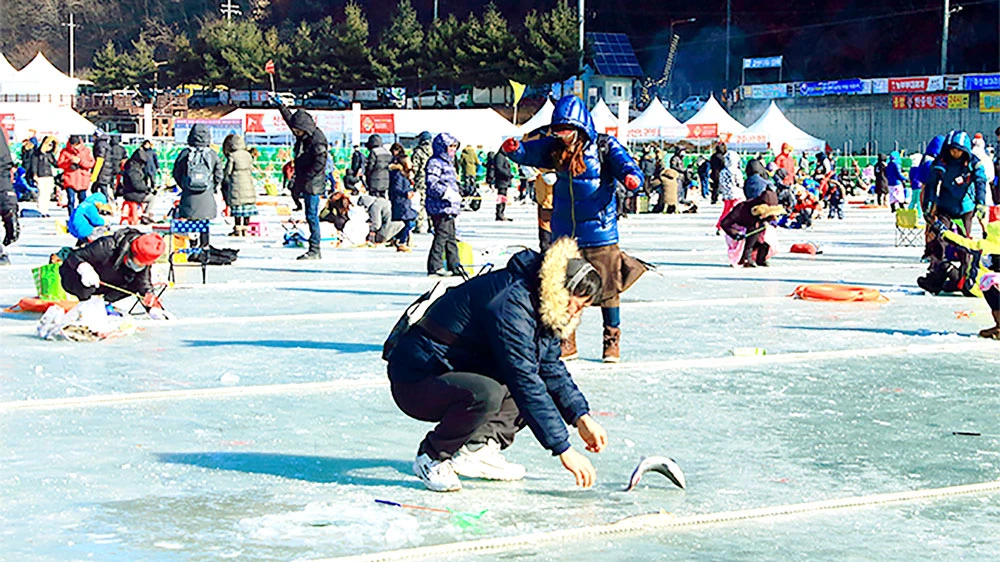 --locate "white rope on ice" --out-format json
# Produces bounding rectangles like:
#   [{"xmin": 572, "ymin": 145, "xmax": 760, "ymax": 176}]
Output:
[
  {"xmin": 0, "ymin": 340, "xmax": 993, "ymax": 412},
  {"xmin": 0, "ymin": 379, "xmax": 388, "ymax": 412},
  {"xmin": 316, "ymin": 479, "xmax": 1000, "ymax": 562}
]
